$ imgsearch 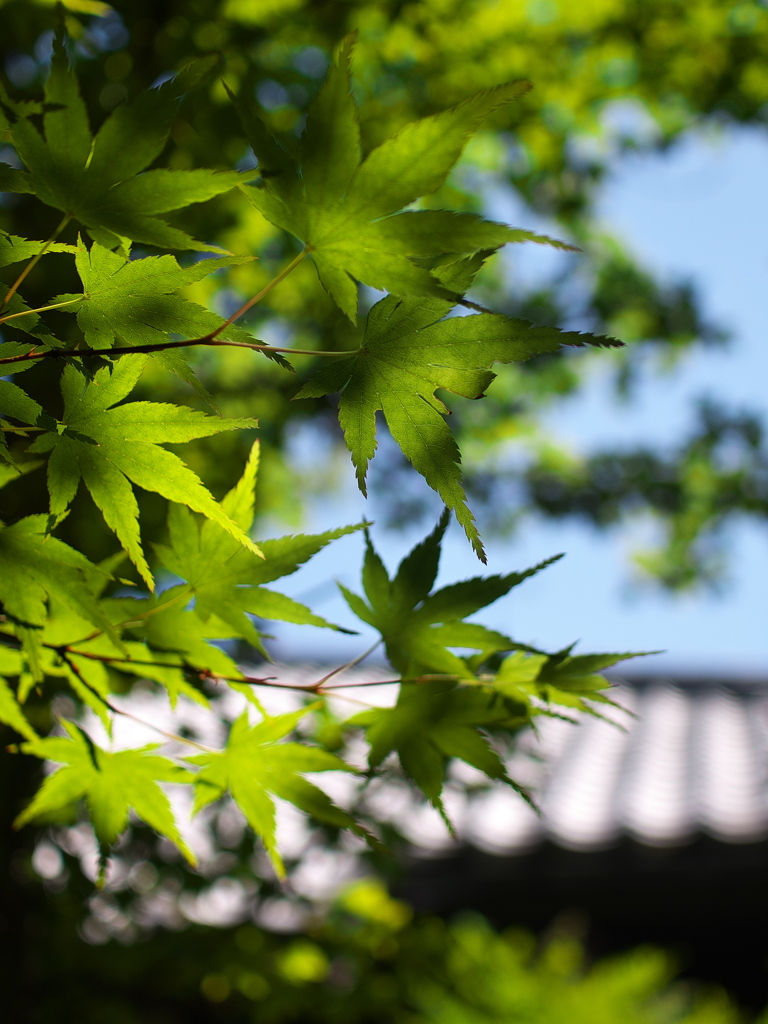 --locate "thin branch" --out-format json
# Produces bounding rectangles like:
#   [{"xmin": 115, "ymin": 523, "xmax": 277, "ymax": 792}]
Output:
[
  {"xmin": 0, "ymin": 337, "xmax": 353, "ymax": 366},
  {"xmin": 60, "ymin": 588, "xmax": 193, "ymax": 648},
  {"xmin": 1, "ymin": 630, "xmax": 400, "ymax": 694},
  {"xmin": 0, "ymin": 296, "xmax": 82, "ymax": 326},
  {"xmin": 1, "ymin": 214, "xmax": 71, "ymax": 312},
  {"xmin": 0, "ymin": 246, "xmax": 358, "ymax": 367},
  {"xmin": 61, "ymin": 651, "xmax": 306, "ymax": 695},
  {"xmin": 61, "ymin": 651, "xmax": 217, "ymax": 754},
  {"xmin": 458, "ymin": 295, "xmax": 495, "ymax": 315},
  {"xmin": 0, "ymin": 631, "xmax": 348, "ymax": 694},
  {"xmin": 312, "ymin": 640, "xmax": 383, "ymax": 689},
  {"xmin": 319, "ymin": 677, "xmax": 402, "ymax": 689},
  {"xmin": 107, "ymin": 701, "xmax": 218, "ymax": 754},
  {"xmin": 66, "ymin": 649, "xmax": 195, "ymax": 670},
  {"xmin": 206, "ymin": 671, "xmax": 384, "ymax": 708},
  {"xmin": 63, "ymin": 654, "xmax": 385, "ymax": 726},
  {"xmin": 208, "ymin": 246, "xmax": 309, "ymax": 339},
  {"xmin": 312, "ymin": 689, "xmax": 381, "ymax": 710},
  {"xmin": 0, "ymin": 333, "xmax": 351, "ymax": 365},
  {"xmin": 323, "ymin": 673, "xmax": 465, "ymax": 689},
  {"xmin": 109, "ymin": 587, "xmax": 192, "ymax": 630},
  {"xmin": 0, "ymin": 348, "xmax": 44, "ymax": 367},
  {"xmin": 97, "ymin": 658, "xmax": 395, "ymax": 698},
  {"xmin": 207, "ymin": 669, "xmax": 319, "ymax": 692},
  {"xmin": 2, "ymin": 623, "xmax": 404, "ymax": 716}
]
